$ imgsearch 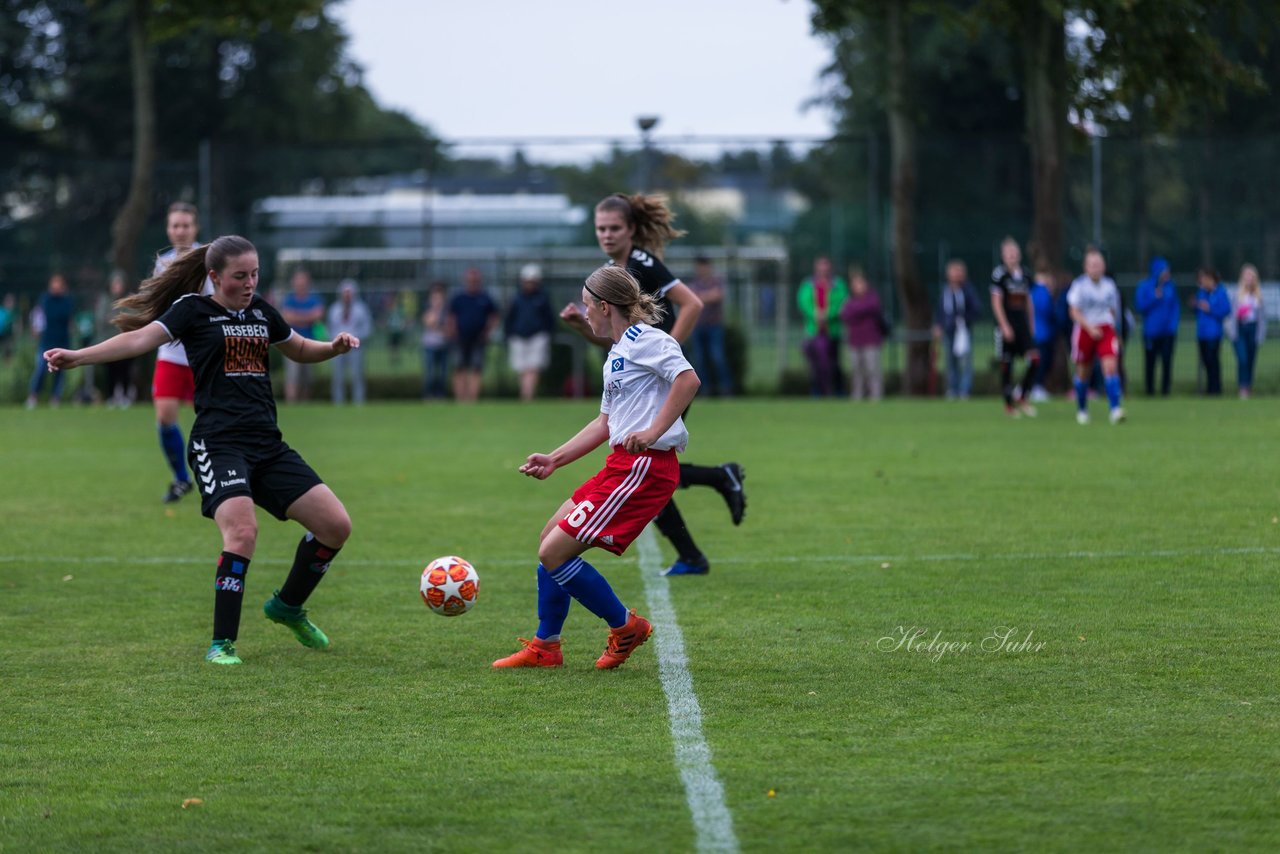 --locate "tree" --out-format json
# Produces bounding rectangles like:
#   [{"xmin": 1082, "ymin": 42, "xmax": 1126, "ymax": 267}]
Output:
[
  {"xmin": 973, "ymin": 0, "xmax": 1280, "ymax": 272},
  {"xmin": 812, "ymin": 0, "xmax": 935, "ymax": 393},
  {"xmin": 884, "ymin": 2, "xmax": 934, "ymax": 393},
  {"xmin": 107, "ymin": 0, "xmax": 326, "ymax": 283},
  {"xmin": 1017, "ymin": 1, "xmax": 1067, "ymax": 272},
  {"xmin": 1069, "ymin": 0, "xmax": 1280, "ymax": 268},
  {"xmin": 1, "ymin": 0, "xmax": 434, "ymax": 282},
  {"xmin": 108, "ymin": 0, "xmax": 155, "ymax": 282}
]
